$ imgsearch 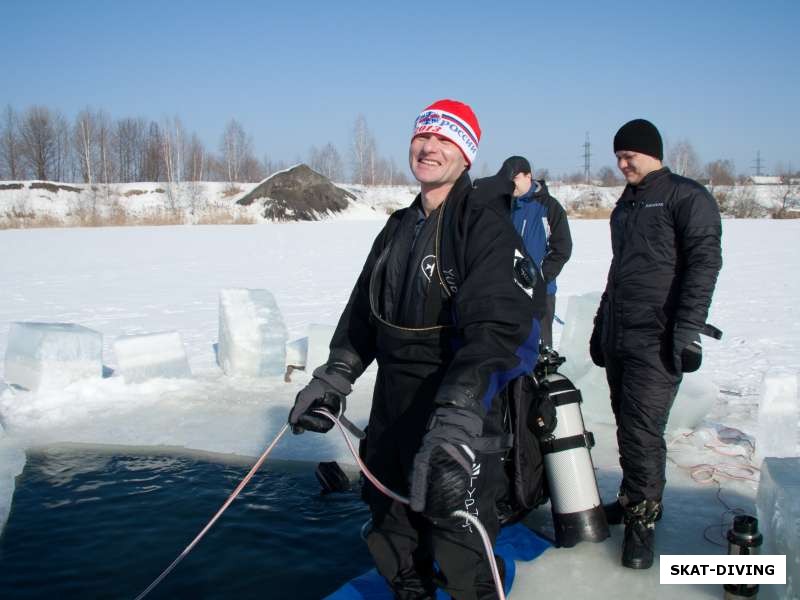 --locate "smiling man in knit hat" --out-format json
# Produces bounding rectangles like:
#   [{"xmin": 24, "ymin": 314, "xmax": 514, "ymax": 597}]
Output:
[
  {"xmin": 590, "ymin": 118, "xmax": 722, "ymax": 570},
  {"xmin": 290, "ymin": 99, "xmax": 546, "ymax": 598}
]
